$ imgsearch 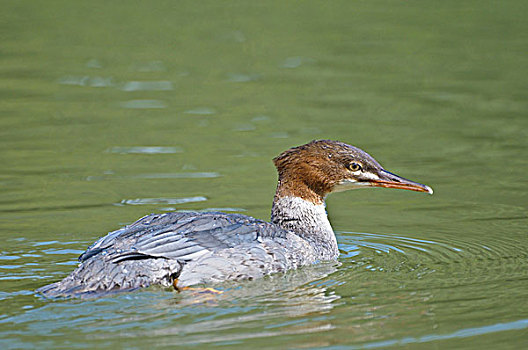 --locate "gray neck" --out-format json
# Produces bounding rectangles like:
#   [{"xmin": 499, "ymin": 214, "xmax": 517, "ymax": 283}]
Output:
[{"xmin": 271, "ymin": 196, "xmax": 339, "ymax": 261}]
